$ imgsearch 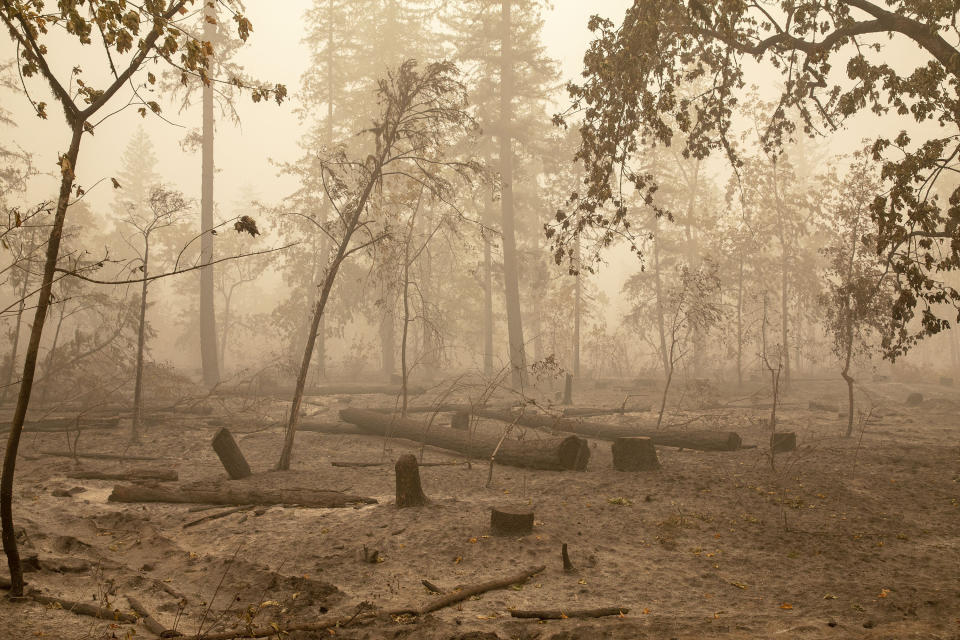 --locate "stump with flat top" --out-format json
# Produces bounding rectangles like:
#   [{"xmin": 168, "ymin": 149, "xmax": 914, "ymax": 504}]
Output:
[
  {"xmin": 906, "ymin": 392, "xmax": 923, "ymax": 406},
  {"xmin": 395, "ymin": 454, "xmax": 427, "ymax": 507},
  {"xmin": 451, "ymin": 410, "xmax": 470, "ymax": 430},
  {"xmin": 490, "ymin": 507, "xmax": 534, "ymax": 536},
  {"xmin": 770, "ymin": 431, "xmax": 797, "ymax": 454},
  {"xmin": 611, "ymin": 436, "xmax": 660, "ymax": 471},
  {"xmin": 211, "ymin": 428, "xmax": 251, "ymax": 480}
]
